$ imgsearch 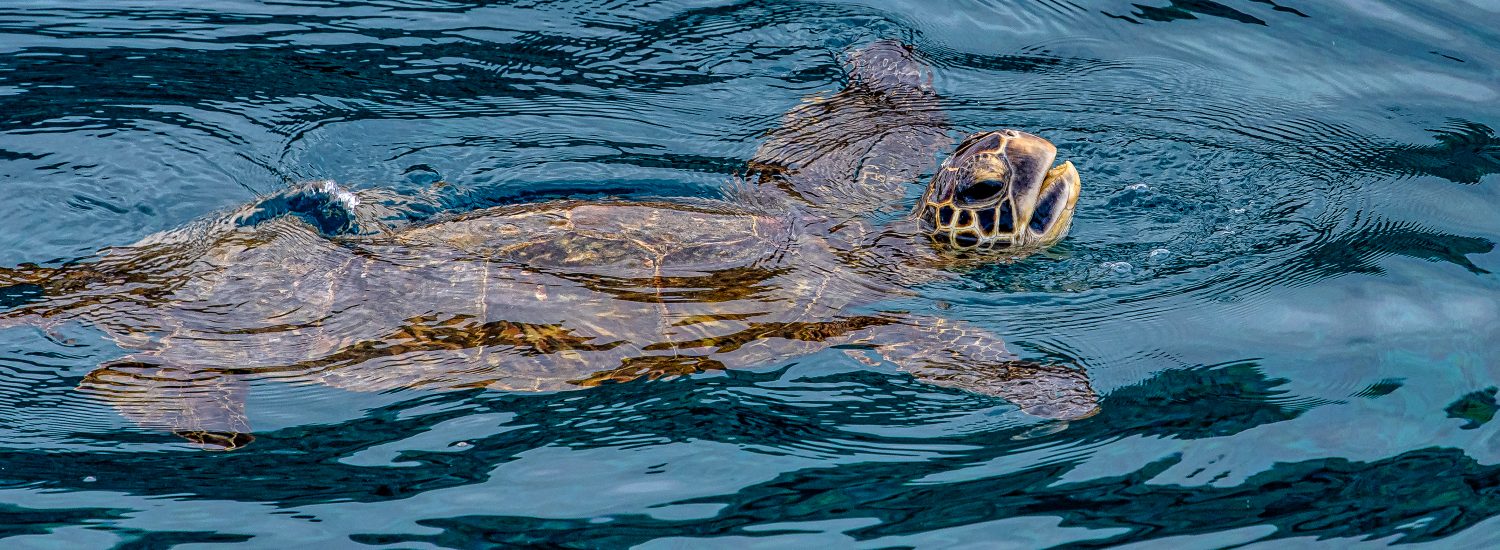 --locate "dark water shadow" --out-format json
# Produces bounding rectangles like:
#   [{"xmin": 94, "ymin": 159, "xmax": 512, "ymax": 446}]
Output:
[
  {"xmin": 348, "ymin": 445, "xmax": 1497, "ymax": 547},
  {"xmin": 1100, "ymin": 0, "xmax": 1308, "ymax": 26},
  {"xmin": 1367, "ymin": 121, "xmax": 1500, "ymax": 185},
  {"xmin": 0, "ymin": 504, "xmax": 128, "ymax": 539},
  {"xmin": 324, "ymin": 363, "xmax": 1492, "ymax": 547},
  {"xmin": 1295, "ymin": 220, "xmax": 1494, "ymax": 278},
  {"xmin": 4, "ymin": 361, "xmax": 1488, "ymax": 546}
]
